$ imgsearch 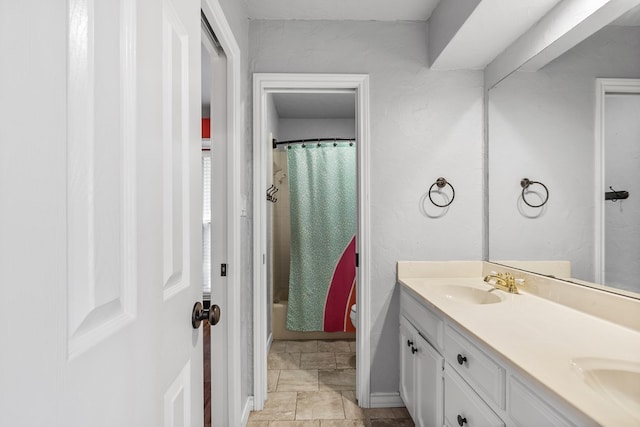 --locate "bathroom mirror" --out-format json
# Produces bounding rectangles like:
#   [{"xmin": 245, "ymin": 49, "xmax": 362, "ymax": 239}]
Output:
[{"xmin": 488, "ymin": 5, "xmax": 640, "ymax": 298}]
